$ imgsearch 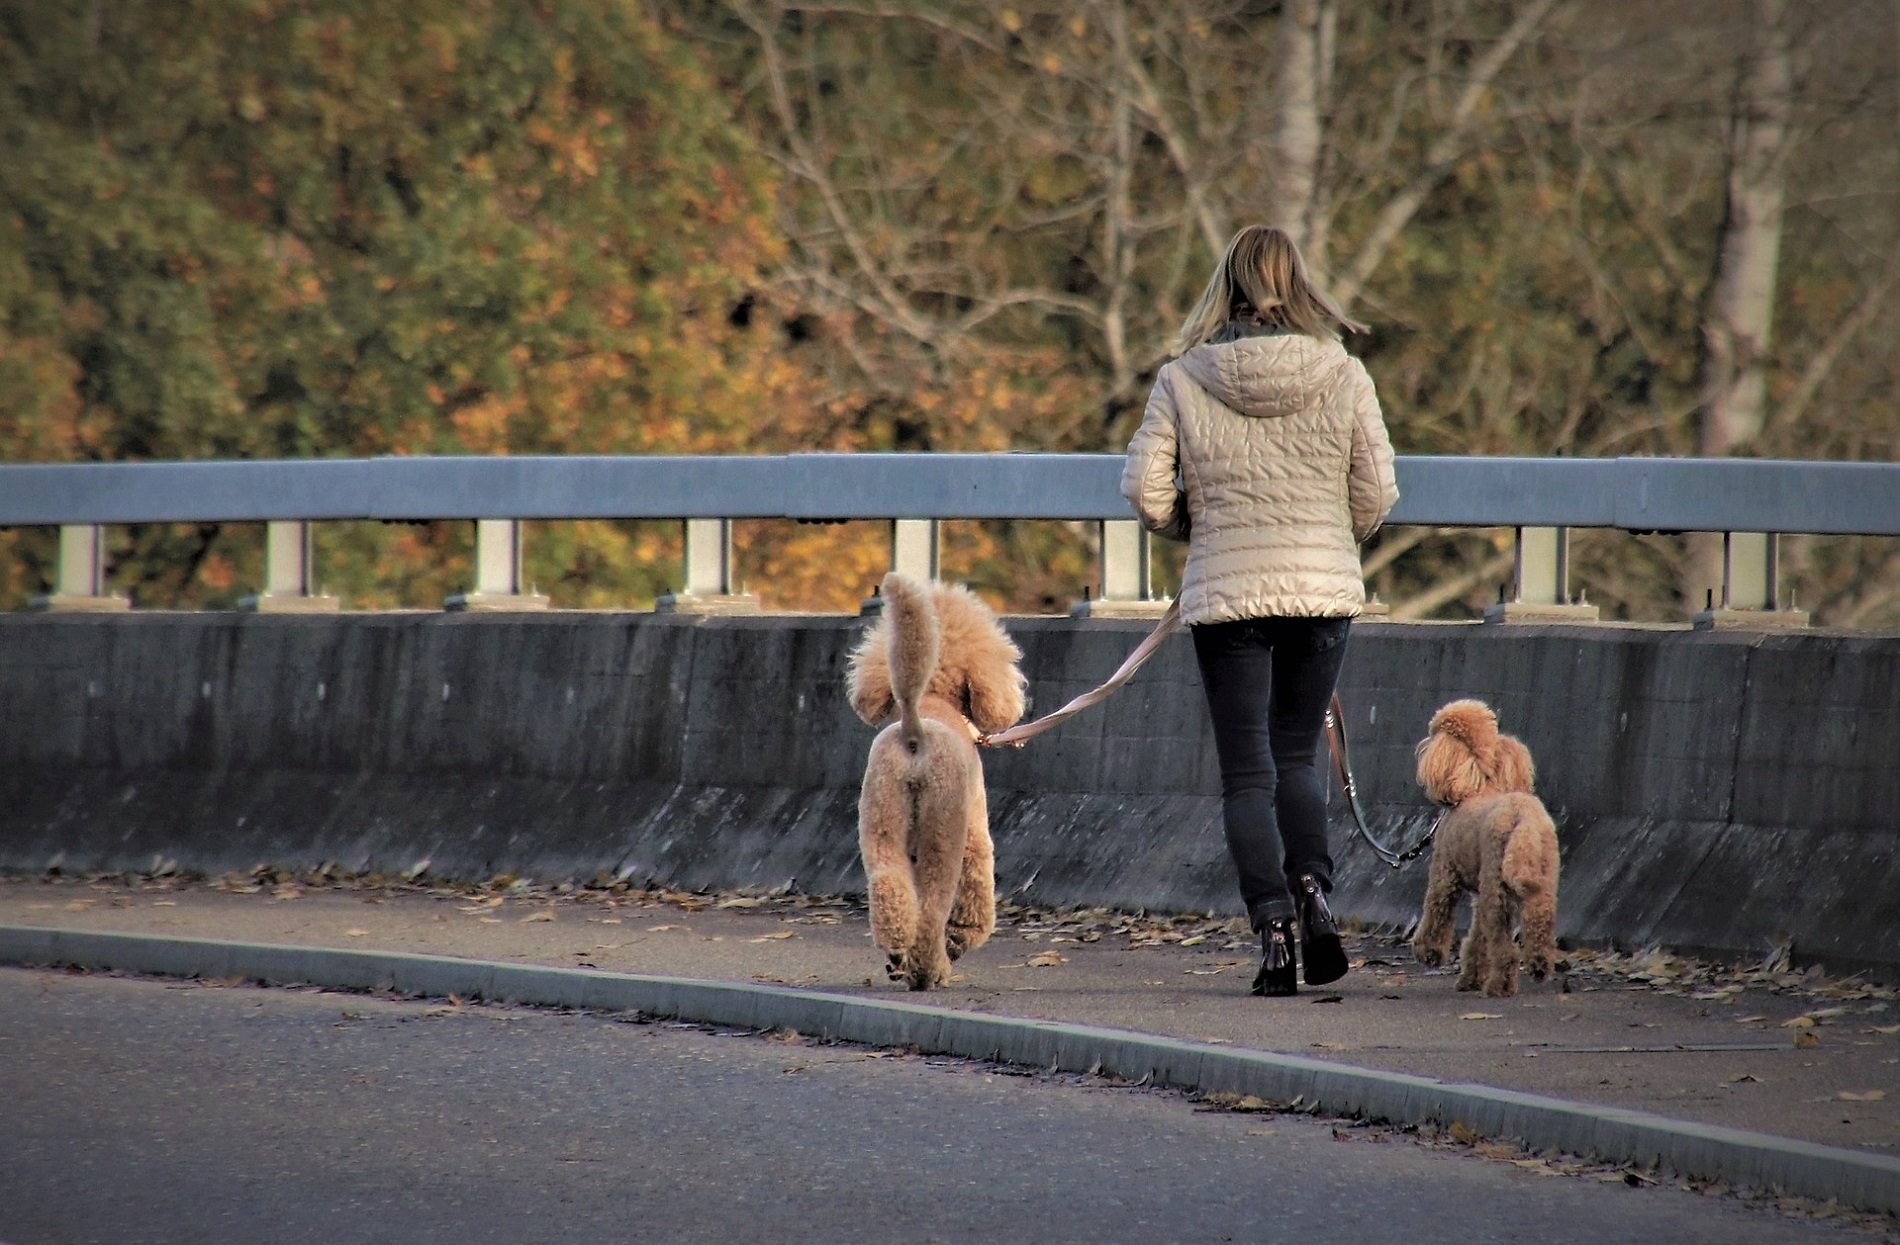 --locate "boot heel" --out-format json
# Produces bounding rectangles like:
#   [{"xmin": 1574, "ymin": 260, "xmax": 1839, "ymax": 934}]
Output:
[
  {"xmin": 1252, "ymin": 918, "xmax": 1299, "ymax": 997},
  {"xmin": 1297, "ymin": 874, "xmax": 1349, "ymax": 986}
]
